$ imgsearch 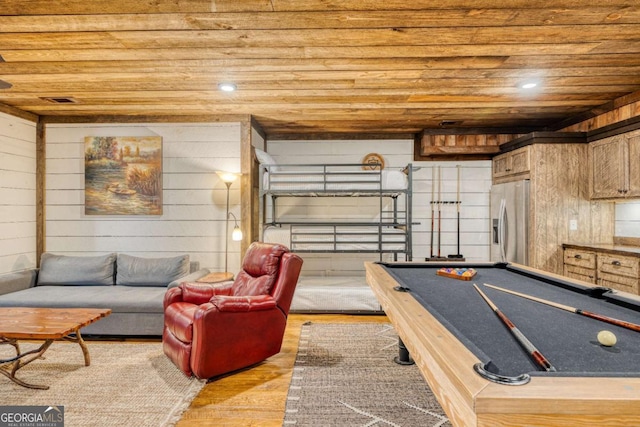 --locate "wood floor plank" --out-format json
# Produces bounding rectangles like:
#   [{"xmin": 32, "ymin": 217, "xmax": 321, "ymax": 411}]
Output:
[{"xmin": 176, "ymin": 313, "xmax": 388, "ymax": 426}]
